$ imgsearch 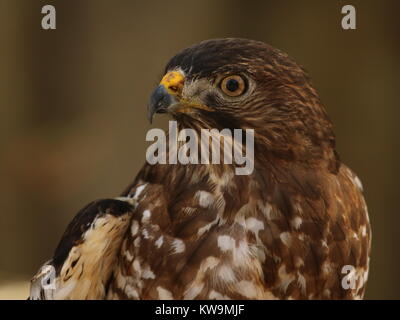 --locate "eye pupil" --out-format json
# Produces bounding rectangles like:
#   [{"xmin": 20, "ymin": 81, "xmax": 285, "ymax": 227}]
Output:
[
  {"xmin": 220, "ymin": 75, "xmax": 246, "ymax": 97},
  {"xmin": 226, "ymin": 79, "xmax": 239, "ymax": 92}
]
